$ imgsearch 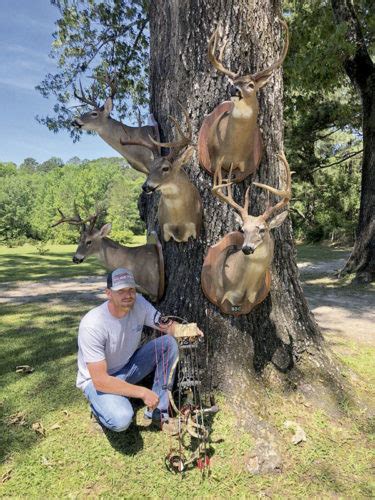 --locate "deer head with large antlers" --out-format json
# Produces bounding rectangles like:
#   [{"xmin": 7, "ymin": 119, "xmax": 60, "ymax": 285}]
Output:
[
  {"xmin": 72, "ymin": 74, "xmax": 159, "ymax": 175},
  {"xmin": 52, "ymin": 207, "xmax": 164, "ymax": 302},
  {"xmin": 199, "ymin": 18, "xmax": 289, "ymax": 182},
  {"xmin": 201, "ymin": 152, "xmax": 291, "ymax": 315},
  {"xmin": 121, "ymin": 104, "xmax": 202, "ymax": 243}
]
